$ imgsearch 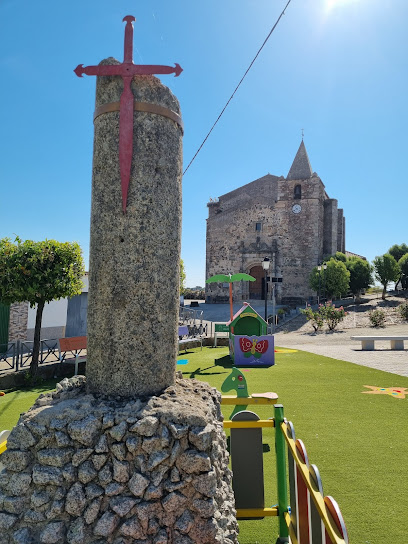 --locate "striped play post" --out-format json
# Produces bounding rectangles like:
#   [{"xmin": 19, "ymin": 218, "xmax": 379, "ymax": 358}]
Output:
[{"xmin": 274, "ymin": 404, "xmax": 290, "ymax": 543}]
